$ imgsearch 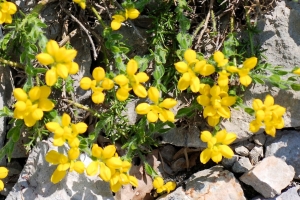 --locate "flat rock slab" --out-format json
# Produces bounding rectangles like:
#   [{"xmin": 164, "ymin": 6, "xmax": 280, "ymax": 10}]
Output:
[
  {"xmin": 6, "ymin": 140, "xmax": 114, "ymax": 200},
  {"xmin": 251, "ymin": 185, "xmax": 300, "ymax": 200},
  {"xmin": 265, "ymin": 130, "xmax": 300, "ymax": 179},
  {"xmin": 159, "ymin": 165, "xmax": 246, "ymax": 200},
  {"xmin": 240, "ymin": 156, "xmax": 295, "ymax": 198}
]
